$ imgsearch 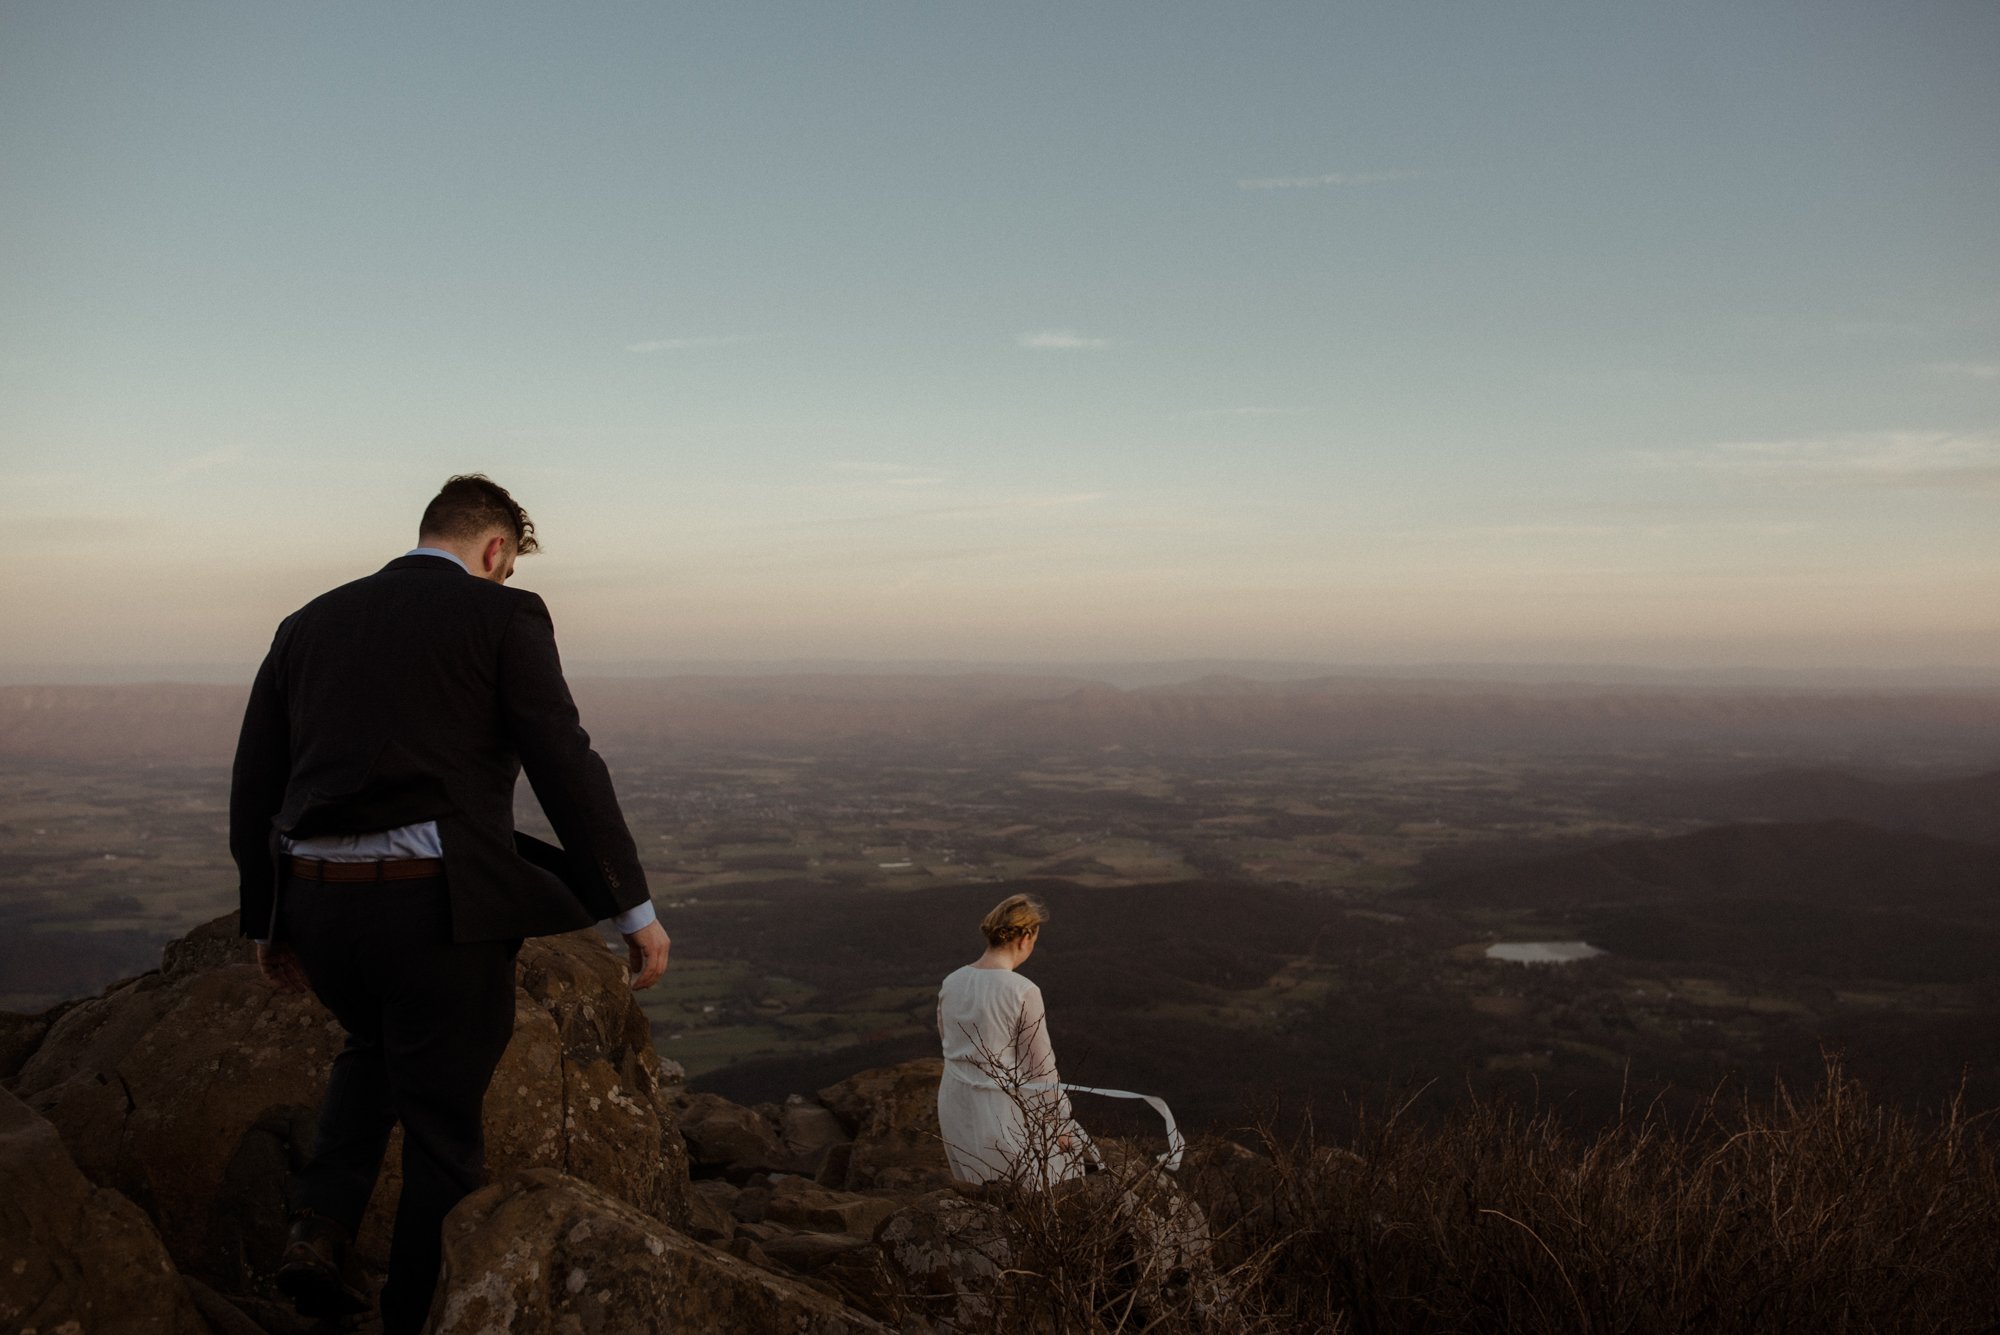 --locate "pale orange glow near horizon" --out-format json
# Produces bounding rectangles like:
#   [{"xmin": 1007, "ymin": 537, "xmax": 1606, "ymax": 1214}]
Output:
[{"xmin": 4, "ymin": 6, "xmax": 1995, "ymax": 685}]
